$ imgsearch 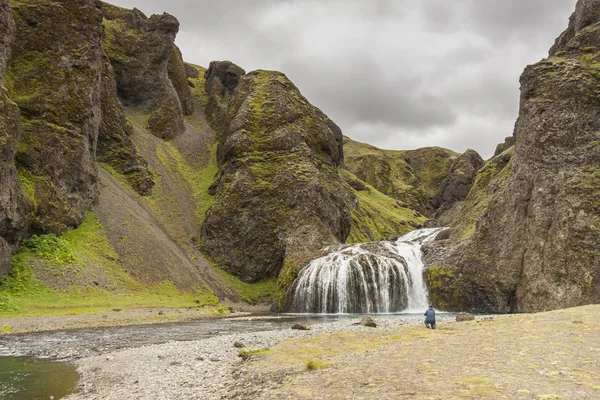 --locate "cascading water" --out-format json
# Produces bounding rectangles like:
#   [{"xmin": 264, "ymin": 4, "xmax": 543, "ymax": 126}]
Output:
[{"xmin": 286, "ymin": 228, "xmax": 445, "ymax": 314}]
